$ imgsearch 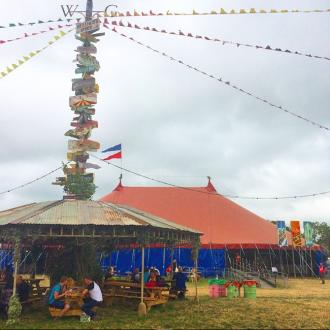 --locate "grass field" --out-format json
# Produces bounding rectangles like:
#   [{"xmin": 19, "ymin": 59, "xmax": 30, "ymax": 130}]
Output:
[{"xmin": 0, "ymin": 278, "xmax": 329, "ymax": 329}]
